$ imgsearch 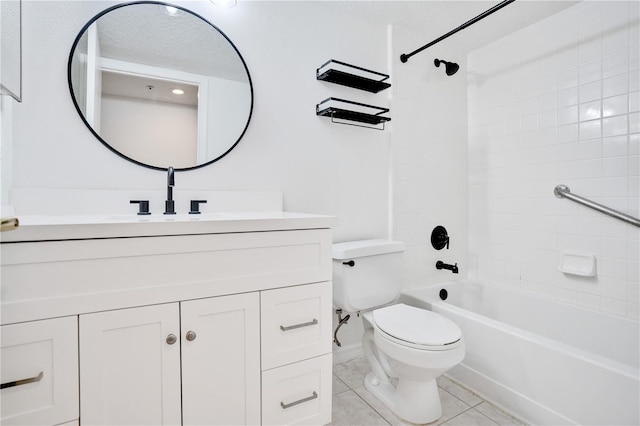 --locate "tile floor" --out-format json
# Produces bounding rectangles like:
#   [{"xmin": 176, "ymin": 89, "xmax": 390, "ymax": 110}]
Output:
[{"xmin": 331, "ymin": 357, "xmax": 526, "ymax": 426}]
